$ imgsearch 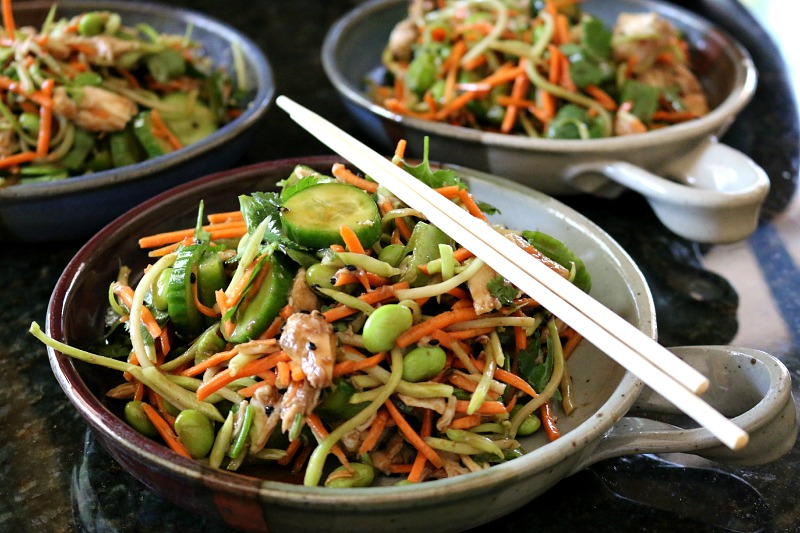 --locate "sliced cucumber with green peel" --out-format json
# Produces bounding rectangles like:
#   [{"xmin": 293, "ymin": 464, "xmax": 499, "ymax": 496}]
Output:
[
  {"xmin": 159, "ymin": 92, "xmax": 218, "ymax": 146},
  {"xmin": 280, "ymin": 182, "xmax": 381, "ymax": 249},
  {"xmin": 133, "ymin": 111, "xmax": 173, "ymax": 158},
  {"xmin": 196, "ymin": 250, "xmax": 228, "ymax": 326},
  {"xmin": 167, "ymin": 245, "xmax": 204, "ymax": 337},
  {"xmin": 226, "ymin": 253, "xmax": 295, "ymax": 344}
]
